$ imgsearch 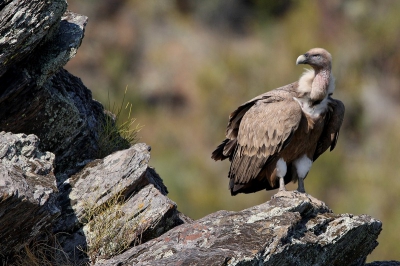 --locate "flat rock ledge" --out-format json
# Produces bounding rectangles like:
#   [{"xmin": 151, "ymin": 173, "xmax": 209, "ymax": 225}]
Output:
[{"xmin": 96, "ymin": 191, "xmax": 382, "ymax": 266}]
